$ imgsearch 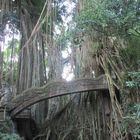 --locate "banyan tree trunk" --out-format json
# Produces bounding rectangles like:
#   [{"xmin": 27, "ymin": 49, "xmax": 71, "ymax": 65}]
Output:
[{"xmin": 0, "ymin": 45, "xmax": 3, "ymax": 88}]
